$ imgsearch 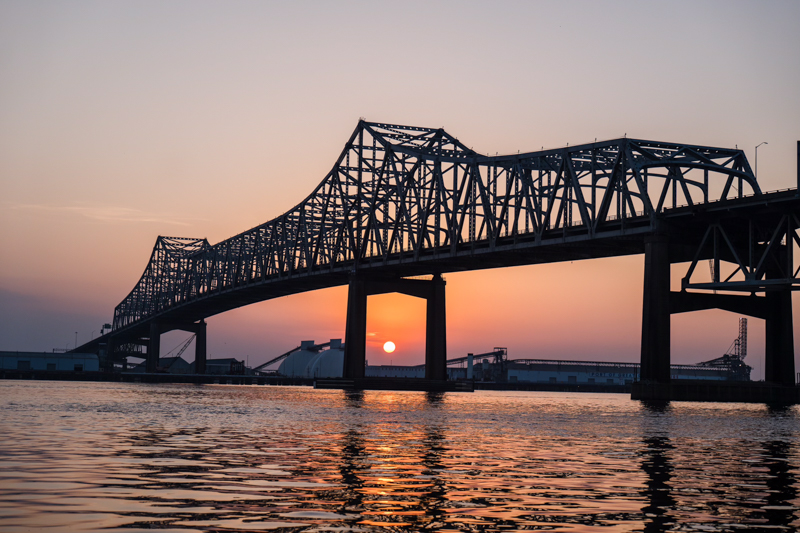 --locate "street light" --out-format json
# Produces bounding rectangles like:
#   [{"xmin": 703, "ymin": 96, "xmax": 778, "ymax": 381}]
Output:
[{"xmin": 755, "ymin": 142, "xmax": 768, "ymax": 179}]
